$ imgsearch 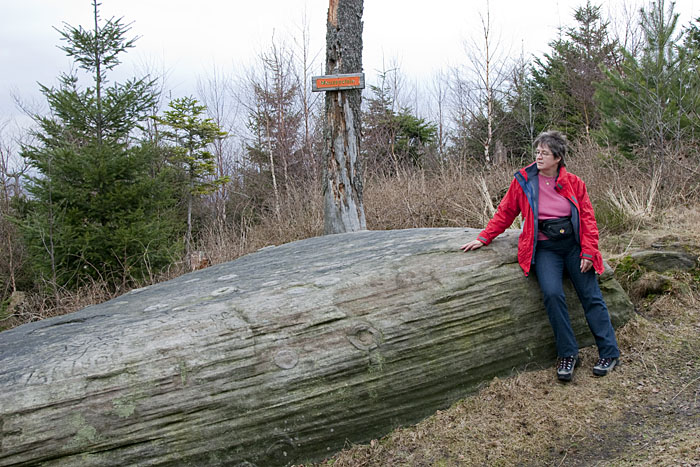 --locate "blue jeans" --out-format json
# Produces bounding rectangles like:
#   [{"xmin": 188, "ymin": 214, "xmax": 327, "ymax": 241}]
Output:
[{"xmin": 534, "ymin": 237, "xmax": 620, "ymax": 359}]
